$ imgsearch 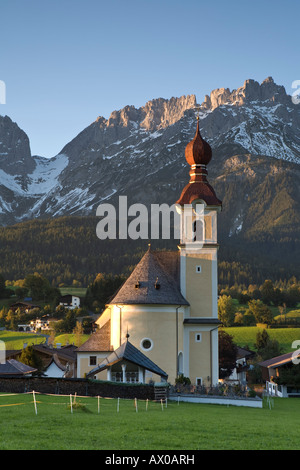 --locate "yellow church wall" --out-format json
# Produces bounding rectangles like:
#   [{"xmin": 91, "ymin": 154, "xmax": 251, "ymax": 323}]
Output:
[
  {"xmin": 188, "ymin": 330, "xmax": 211, "ymax": 386},
  {"xmin": 204, "ymin": 215, "xmax": 212, "ymax": 240},
  {"xmin": 185, "ymin": 253, "xmax": 213, "ymax": 317},
  {"xmin": 81, "ymin": 363, "xmax": 107, "ymax": 380},
  {"xmin": 78, "ymin": 357, "xmax": 90, "ymax": 377},
  {"xmin": 204, "ymin": 210, "xmax": 218, "ymax": 243},
  {"xmin": 110, "ymin": 305, "xmax": 185, "ymax": 384},
  {"xmin": 96, "ymin": 306, "xmax": 111, "ymax": 328},
  {"xmin": 77, "ymin": 352, "xmax": 108, "ymax": 378},
  {"xmin": 92, "ymin": 369, "xmax": 107, "ymax": 381}
]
